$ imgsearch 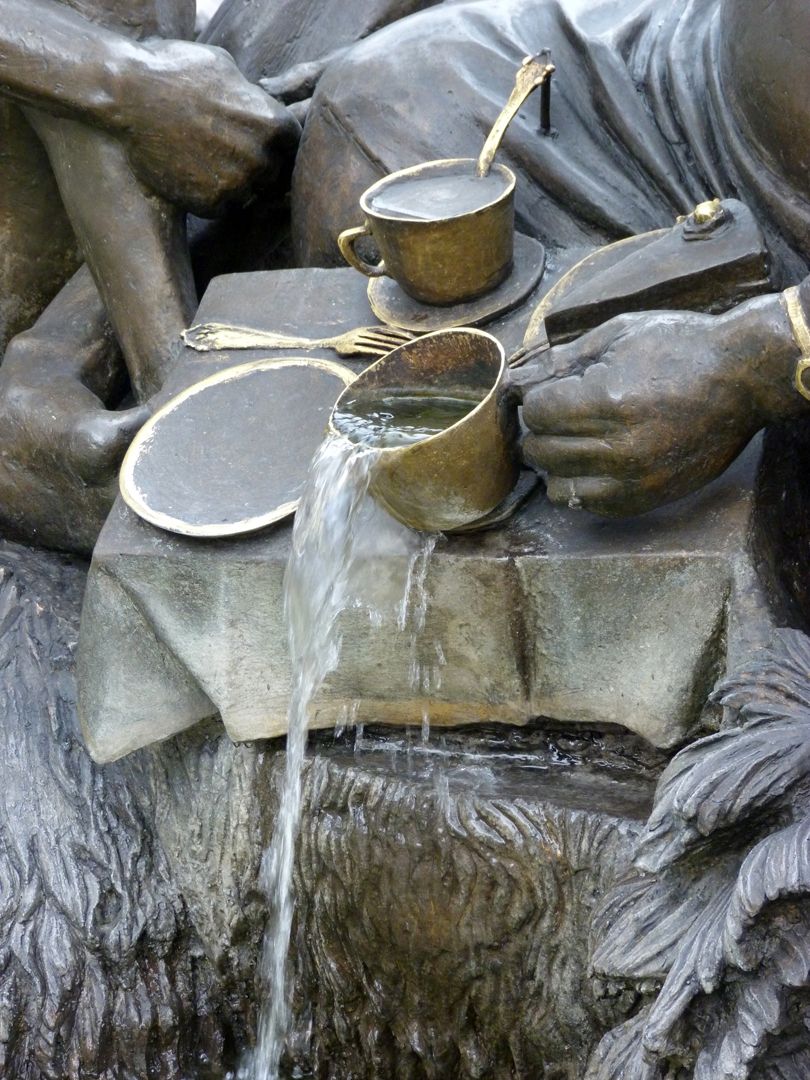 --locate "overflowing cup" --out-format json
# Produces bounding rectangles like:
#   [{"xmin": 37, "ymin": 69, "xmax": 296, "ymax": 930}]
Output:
[{"xmin": 330, "ymin": 328, "xmax": 519, "ymax": 532}]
